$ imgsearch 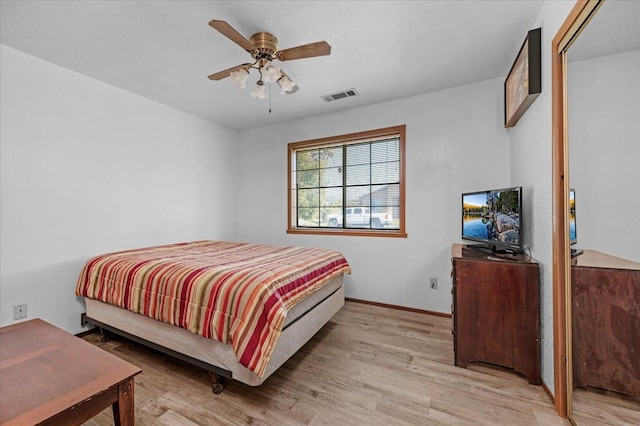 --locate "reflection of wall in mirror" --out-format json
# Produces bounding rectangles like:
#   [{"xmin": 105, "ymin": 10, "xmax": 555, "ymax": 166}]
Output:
[{"xmin": 568, "ymin": 49, "xmax": 640, "ymax": 261}]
